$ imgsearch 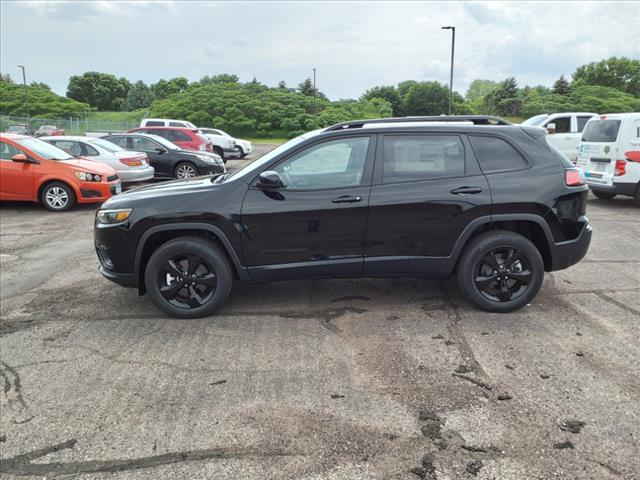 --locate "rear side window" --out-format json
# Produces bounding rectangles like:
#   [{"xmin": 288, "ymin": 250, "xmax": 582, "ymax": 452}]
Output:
[
  {"xmin": 170, "ymin": 131, "xmax": 191, "ymax": 142},
  {"xmin": 382, "ymin": 135, "xmax": 465, "ymax": 183},
  {"xmin": 577, "ymin": 116, "xmax": 593, "ymax": 133},
  {"xmin": 52, "ymin": 140, "xmax": 82, "ymax": 157},
  {"xmin": 469, "ymin": 136, "xmax": 528, "ymax": 173},
  {"xmin": 169, "ymin": 122, "xmax": 186, "ymax": 127},
  {"xmin": 145, "ymin": 121, "xmax": 164, "ymax": 127},
  {"xmin": 581, "ymin": 119, "xmax": 622, "ymax": 143}
]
